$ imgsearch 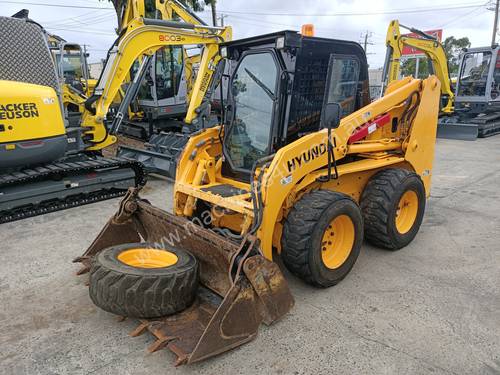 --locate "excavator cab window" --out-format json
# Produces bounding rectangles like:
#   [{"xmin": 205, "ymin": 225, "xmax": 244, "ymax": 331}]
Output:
[
  {"xmin": 155, "ymin": 46, "xmax": 184, "ymax": 100},
  {"xmin": 224, "ymin": 51, "xmax": 279, "ymax": 172},
  {"xmin": 457, "ymin": 51, "xmax": 492, "ymax": 97},
  {"xmin": 132, "ymin": 47, "xmax": 184, "ymax": 103},
  {"xmin": 492, "ymin": 51, "xmax": 500, "ymax": 100},
  {"xmin": 60, "ymin": 52, "xmax": 84, "ymax": 81}
]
